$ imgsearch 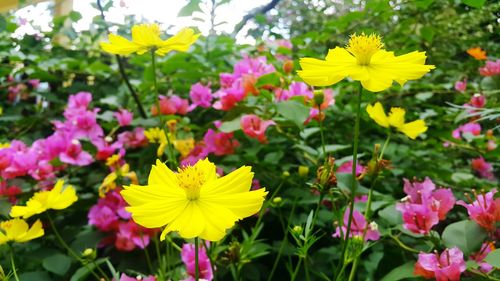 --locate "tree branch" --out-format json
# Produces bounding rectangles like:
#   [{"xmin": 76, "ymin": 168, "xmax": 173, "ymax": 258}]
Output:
[{"xmin": 232, "ymin": 0, "xmax": 281, "ymax": 37}]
